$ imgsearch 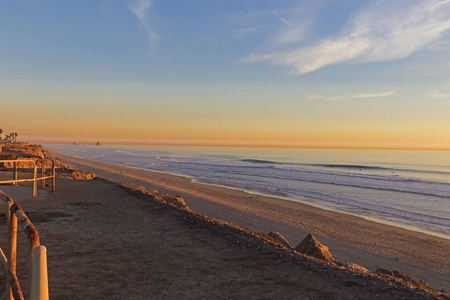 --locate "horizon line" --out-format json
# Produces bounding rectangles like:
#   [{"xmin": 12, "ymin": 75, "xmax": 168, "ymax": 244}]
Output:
[{"xmin": 35, "ymin": 140, "xmax": 450, "ymax": 151}]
